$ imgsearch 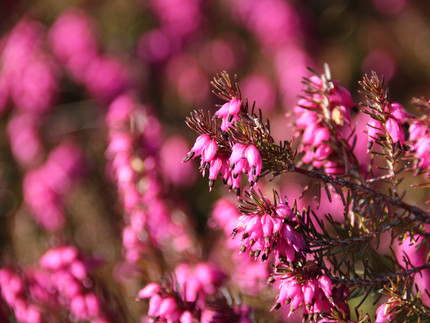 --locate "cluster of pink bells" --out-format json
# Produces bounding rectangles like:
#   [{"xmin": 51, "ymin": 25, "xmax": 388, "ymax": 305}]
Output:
[{"xmin": 0, "ymin": 246, "xmax": 109, "ymax": 322}]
